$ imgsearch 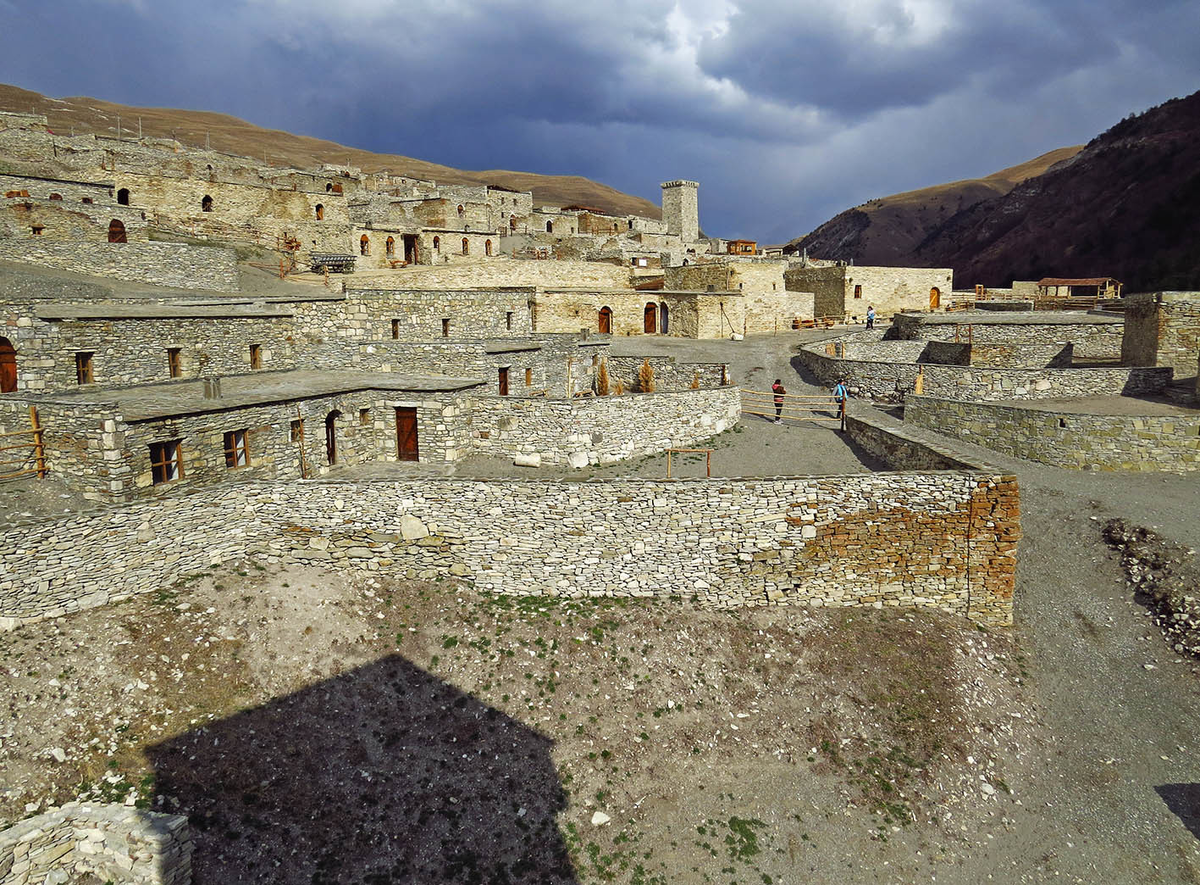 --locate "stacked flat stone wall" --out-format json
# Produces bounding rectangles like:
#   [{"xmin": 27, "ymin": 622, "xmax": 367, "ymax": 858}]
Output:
[
  {"xmin": 969, "ymin": 344, "xmax": 1073, "ymax": 369},
  {"xmin": 605, "ymin": 356, "xmax": 725, "ymax": 392},
  {"xmin": 465, "ymin": 387, "xmax": 740, "ymax": 466},
  {"xmin": 314, "ymin": 288, "xmax": 534, "ymax": 344},
  {"xmin": 0, "ymin": 239, "xmax": 239, "ymax": 291},
  {"xmin": 2, "ymin": 197, "xmax": 147, "ymax": 243},
  {"xmin": 378, "ymin": 259, "xmax": 633, "ymax": 290},
  {"xmin": 0, "ymin": 803, "xmax": 190, "ymax": 885},
  {"xmin": 892, "ymin": 312, "xmax": 1124, "ymax": 359},
  {"xmin": 842, "ymin": 404, "xmax": 989, "ymax": 472},
  {"xmin": 904, "ymin": 395, "xmax": 1200, "ymax": 473},
  {"xmin": 798, "ymin": 343, "xmax": 1172, "ymax": 403},
  {"xmin": 0, "ymin": 470, "xmax": 1017, "ymax": 630},
  {"xmin": 1122, "ymin": 292, "xmax": 1200, "ymax": 375},
  {"xmin": 11, "ymin": 314, "xmax": 295, "ymax": 392}
]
